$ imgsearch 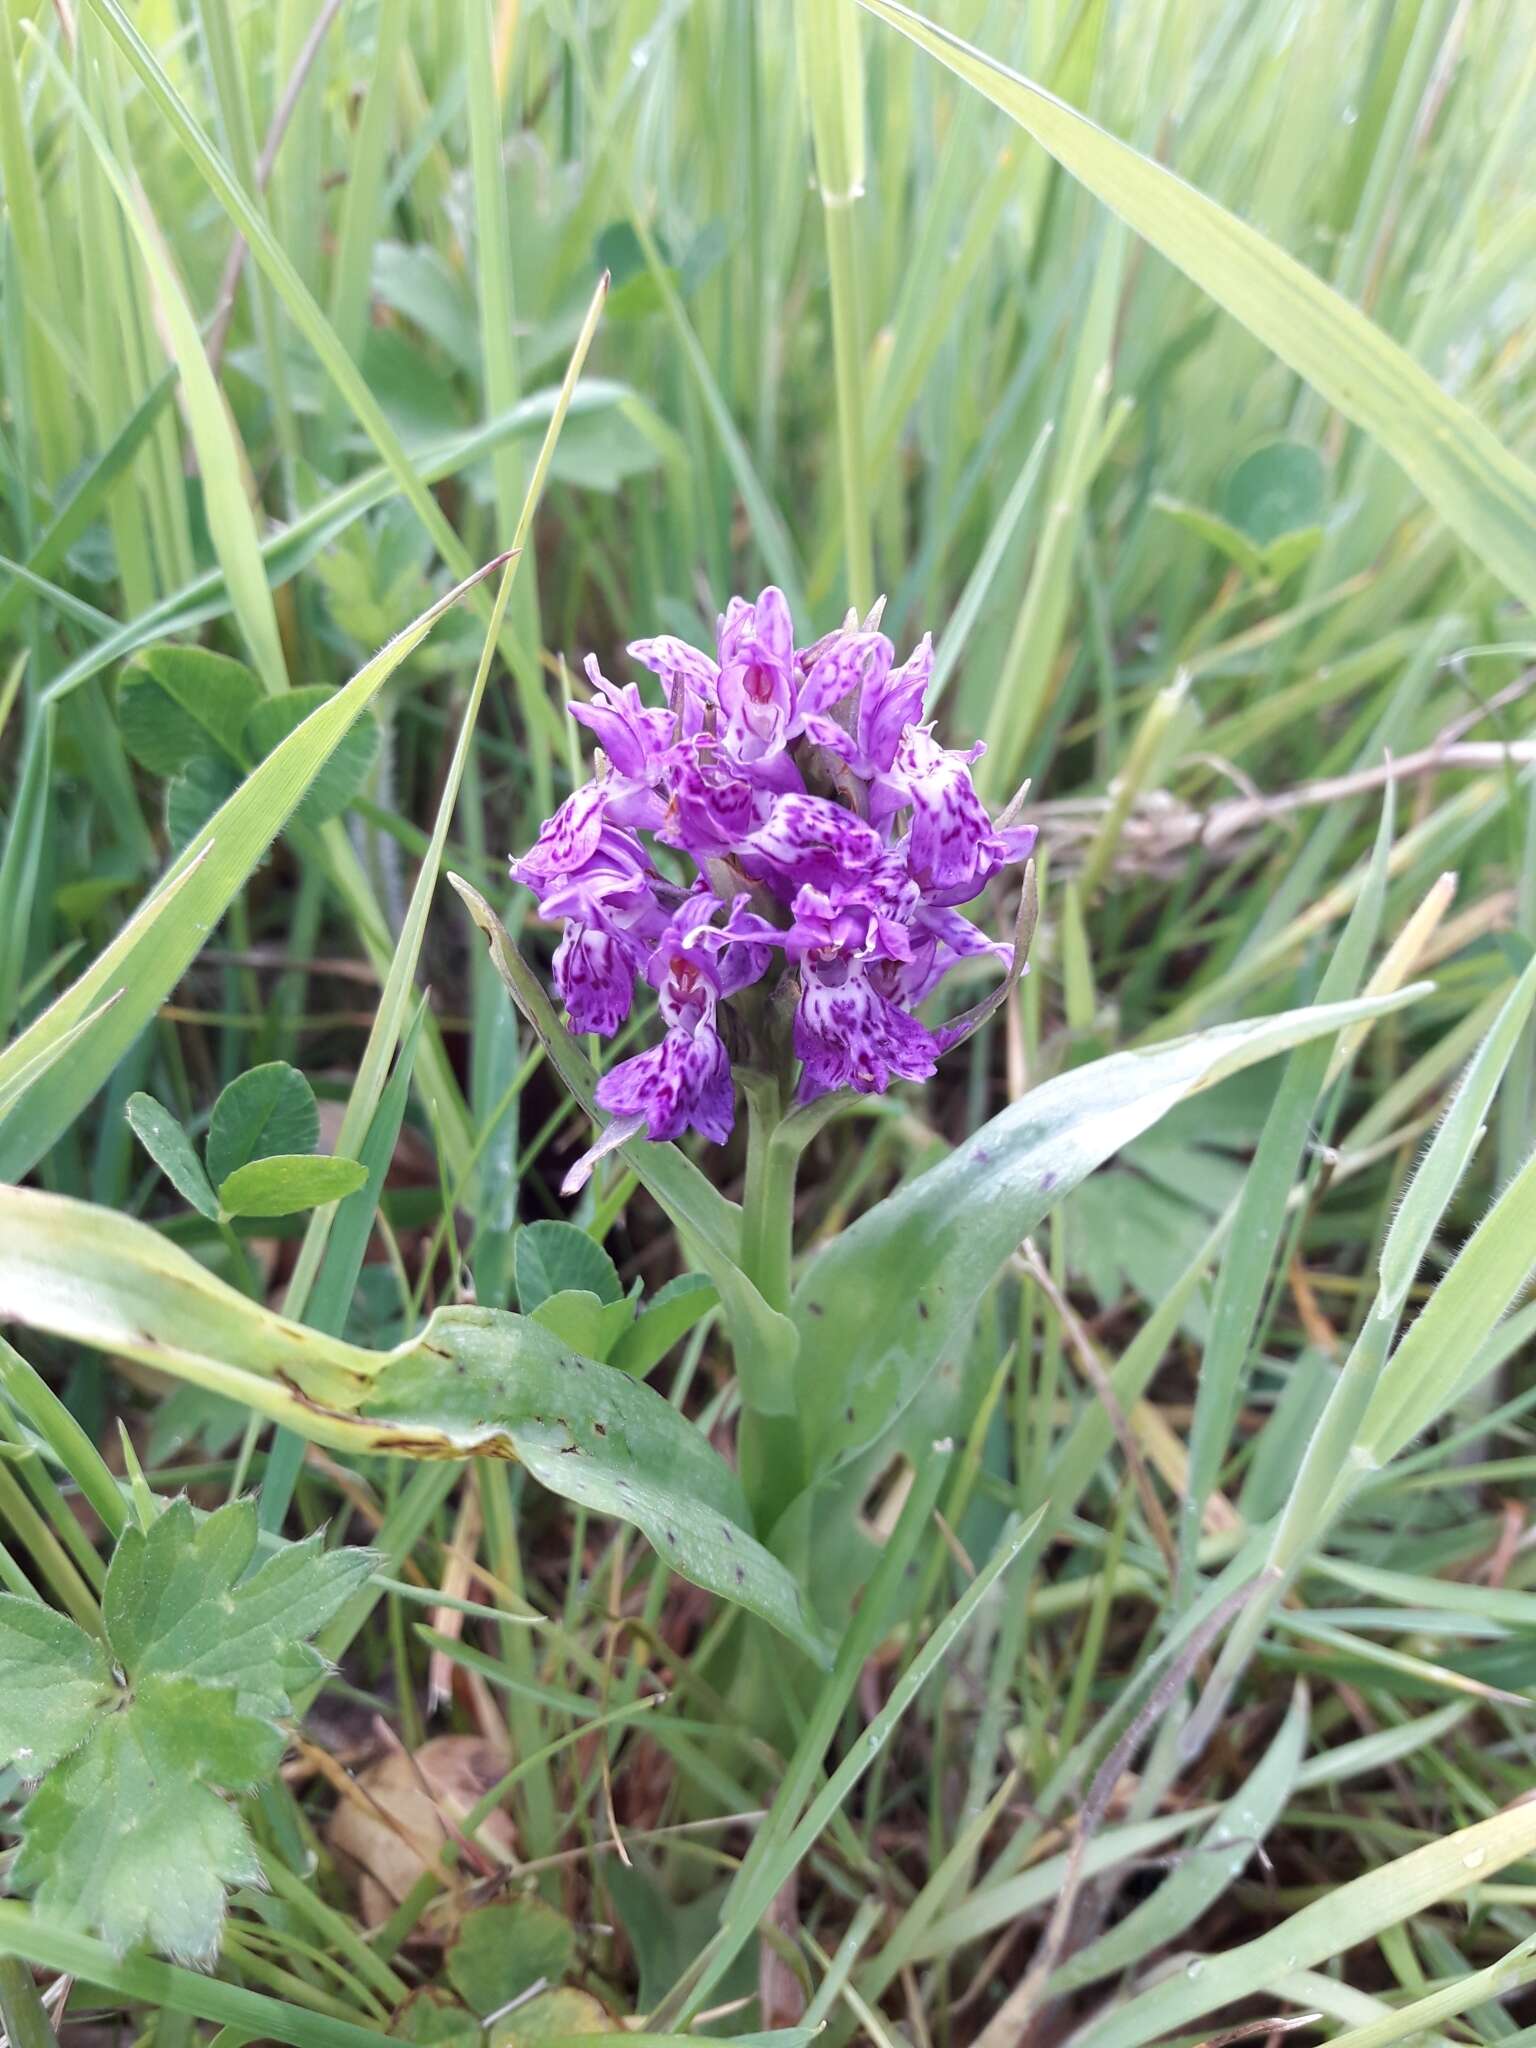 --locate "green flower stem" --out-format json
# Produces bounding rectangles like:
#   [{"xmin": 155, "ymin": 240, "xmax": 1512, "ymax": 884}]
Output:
[
  {"xmin": 737, "ymin": 1078, "xmax": 808, "ymax": 1530},
  {"xmin": 740, "ymin": 1079, "xmax": 797, "ymax": 1317}
]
